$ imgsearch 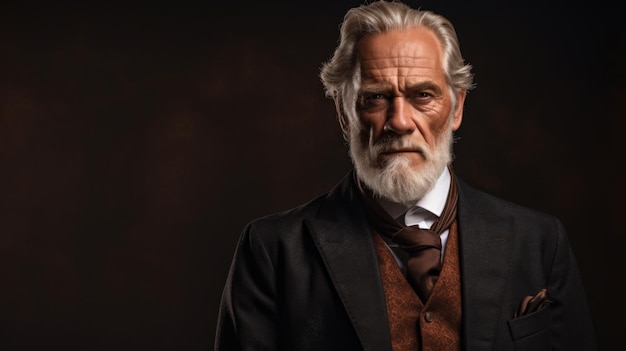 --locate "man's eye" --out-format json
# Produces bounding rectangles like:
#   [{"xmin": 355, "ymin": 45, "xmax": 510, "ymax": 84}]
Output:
[{"xmin": 358, "ymin": 94, "xmax": 388, "ymax": 109}]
